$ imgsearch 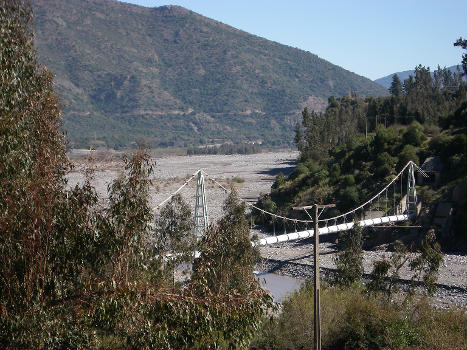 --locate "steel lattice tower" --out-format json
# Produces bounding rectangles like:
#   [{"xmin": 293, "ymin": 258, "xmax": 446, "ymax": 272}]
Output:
[
  {"xmin": 193, "ymin": 170, "xmax": 209, "ymax": 239},
  {"xmin": 406, "ymin": 162, "xmax": 417, "ymax": 216}
]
